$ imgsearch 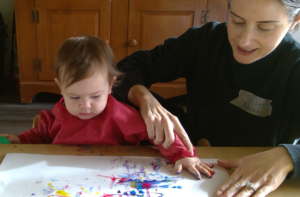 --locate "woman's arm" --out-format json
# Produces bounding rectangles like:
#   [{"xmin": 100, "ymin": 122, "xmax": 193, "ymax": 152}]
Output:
[{"xmin": 127, "ymin": 84, "xmax": 194, "ymax": 154}]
